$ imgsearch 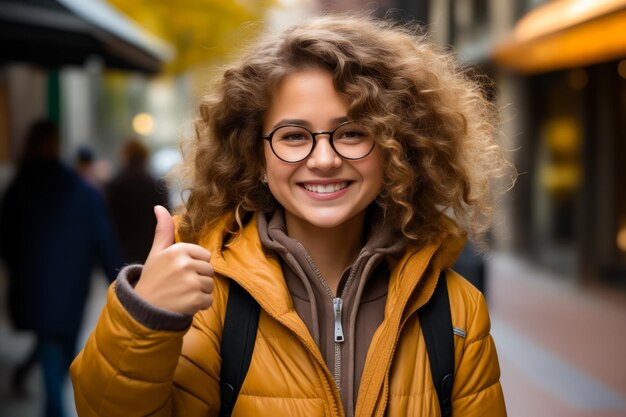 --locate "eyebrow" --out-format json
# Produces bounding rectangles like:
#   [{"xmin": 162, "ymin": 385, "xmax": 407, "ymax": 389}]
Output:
[{"xmin": 270, "ymin": 116, "xmax": 350, "ymax": 131}]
